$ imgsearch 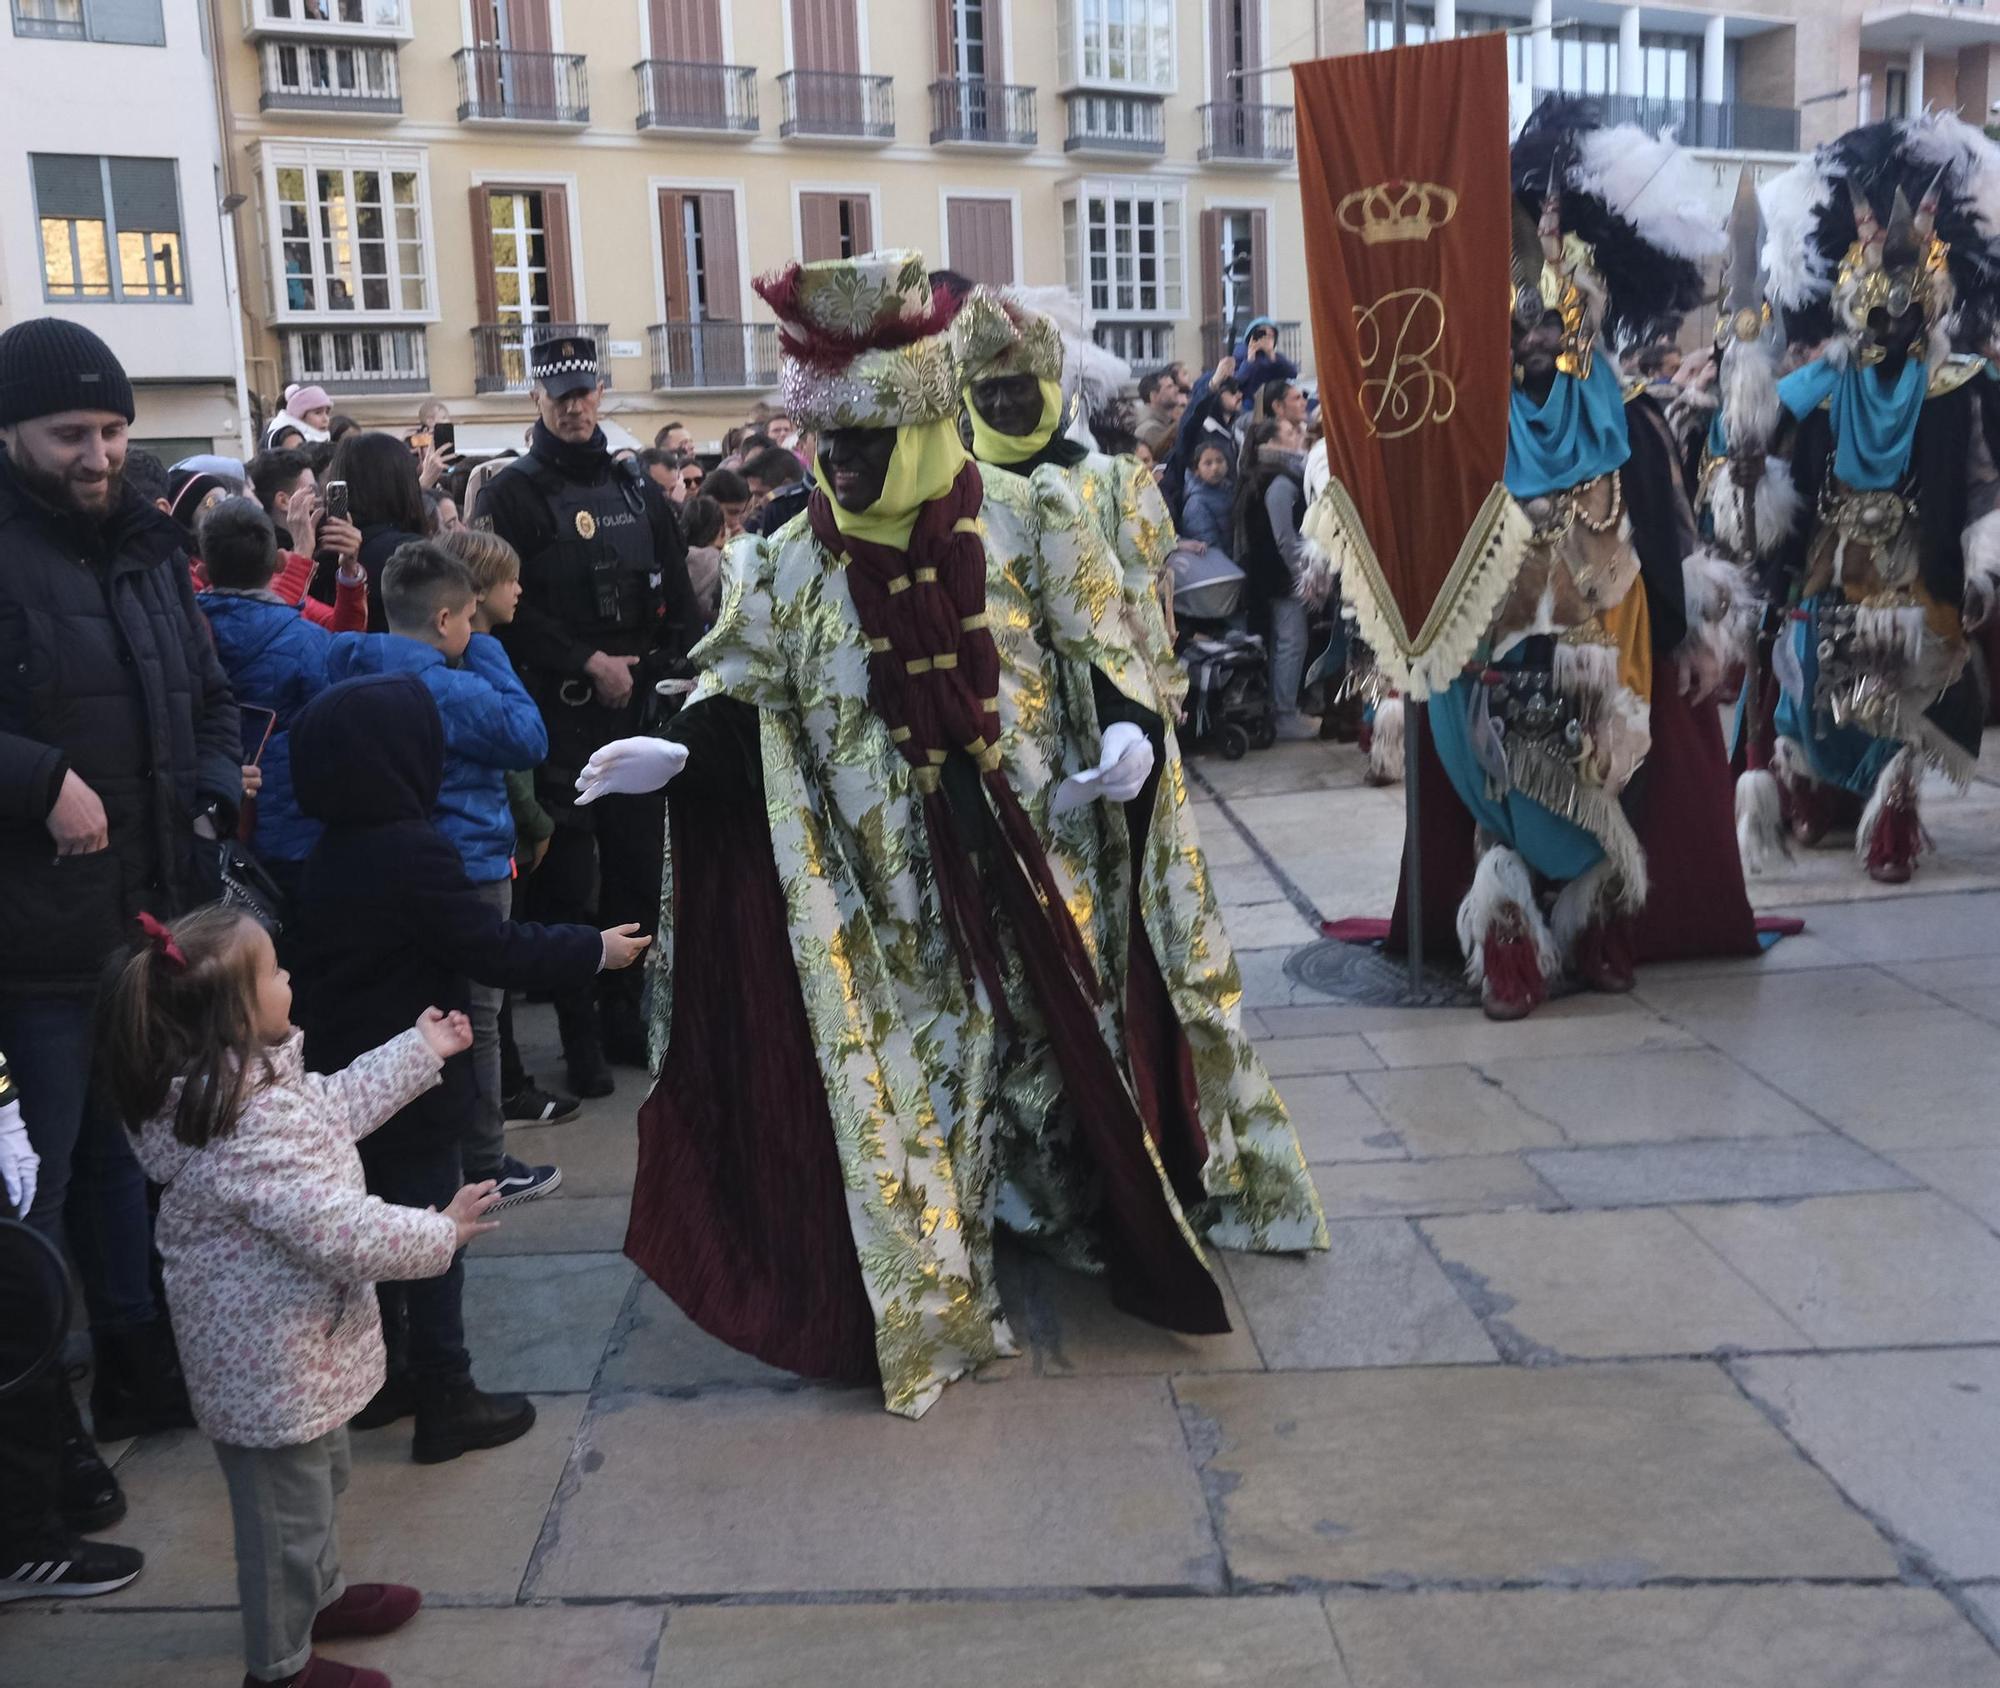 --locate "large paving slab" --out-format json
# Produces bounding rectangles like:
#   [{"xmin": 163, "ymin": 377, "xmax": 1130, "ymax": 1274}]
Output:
[
  {"xmin": 1272, "ymin": 1073, "xmax": 1405, "ymax": 1162},
  {"xmin": 595, "ymin": 1276, "xmax": 802, "ymax": 1393},
  {"xmin": 0, "ymin": 1602, "xmax": 667, "ymax": 1688},
  {"xmin": 1359, "ymin": 1008, "xmax": 1699, "ymax": 1069},
  {"xmin": 1223, "ymin": 1220, "xmax": 1496, "ymax": 1369},
  {"xmin": 1312, "ymin": 1155, "xmax": 1561, "ymax": 1220},
  {"xmin": 1351, "ymin": 1065, "xmax": 1568, "ymax": 1156},
  {"xmin": 82, "ymin": 1398, "xmax": 586, "ymax": 1608},
  {"xmin": 1888, "ymin": 1146, "xmax": 2000, "ymax": 1231},
  {"xmin": 999, "ymin": 1244, "xmax": 1265, "ymax": 1375},
  {"xmin": 1472, "ymin": 1048, "xmax": 1824, "ymax": 1147},
  {"xmin": 1773, "ymin": 889, "xmax": 2000, "ymax": 963},
  {"xmin": 651, "ymin": 1596, "xmax": 1344, "ymax": 1688},
  {"xmin": 1524, "ymin": 1135, "xmax": 1915, "ymax": 1209},
  {"xmin": 1173, "ymin": 1362, "xmax": 1898, "ymax": 1586},
  {"xmin": 504, "ymin": 1110, "xmax": 639, "ymax": 1195},
  {"xmin": 1675, "ymin": 1192, "xmax": 2000, "ymax": 1348},
  {"xmin": 1734, "ymin": 1347, "xmax": 2000, "ymax": 1580},
  {"xmin": 529, "ymin": 1379, "xmax": 1222, "ymax": 1598},
  {"xmin": 1742, "ymin": 1013, "xmax": 2000, "ymax": 1152},
  {"xmin": 1323, "ymin": 1586, "xmax": 2000, "ymax": 1688},
  {"xmin": 1255, "ymin": 1032, "xmax": 1383, "ymax": 1076},
  {"xmin": 461, "ymin": 1251, "xmax": 634, "ymax": 1392},
  {"xmin": 1419, "ymin": 1209, "xmax": 1809, "ymax": 1360}
]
